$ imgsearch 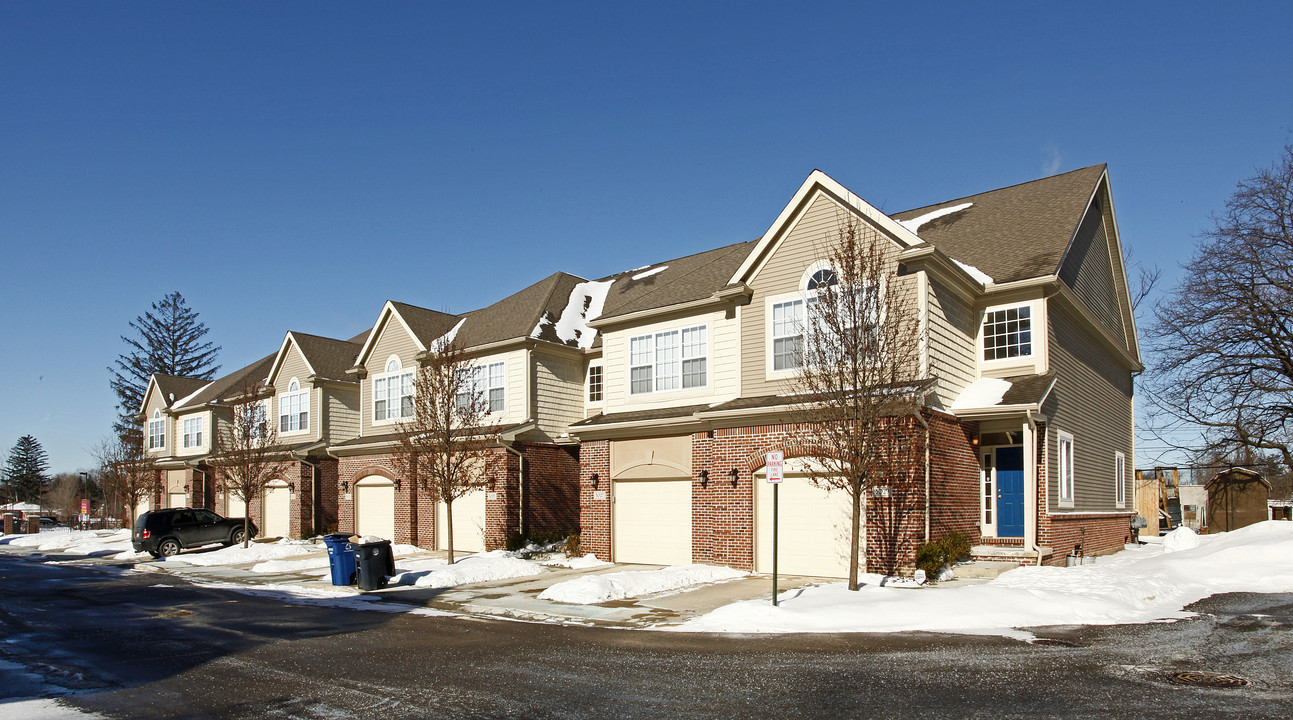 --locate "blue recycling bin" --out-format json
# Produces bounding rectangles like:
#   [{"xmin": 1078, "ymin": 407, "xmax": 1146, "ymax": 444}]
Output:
[{"xmin": 323, "ymin": 532, "xmax": 358, "ymax": 586}]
